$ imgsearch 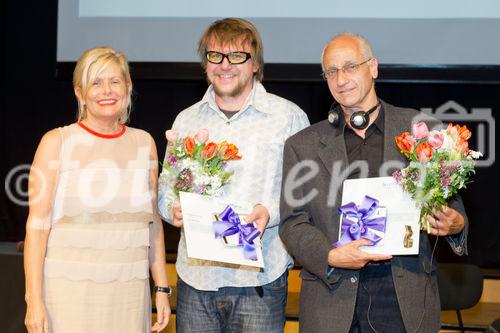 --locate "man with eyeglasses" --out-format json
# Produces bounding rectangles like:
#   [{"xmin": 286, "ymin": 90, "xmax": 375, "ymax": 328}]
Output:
[
  {"xmin": 279, "ymin": 33, "xmax": 467, "ymax": 332},
  {"xmin": 158, "ymin": 17, "xmax": 309, "ymax": 332}
]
